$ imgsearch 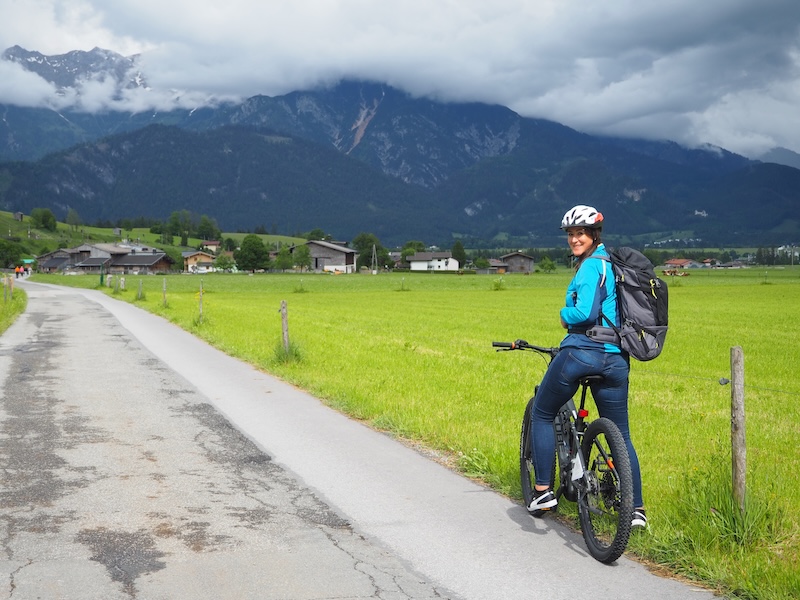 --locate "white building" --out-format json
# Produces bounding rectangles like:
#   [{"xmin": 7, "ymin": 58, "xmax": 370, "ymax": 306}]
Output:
[{"xmin": 406, "ymin": 252, "xmax": 460, "ymax": 272}]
